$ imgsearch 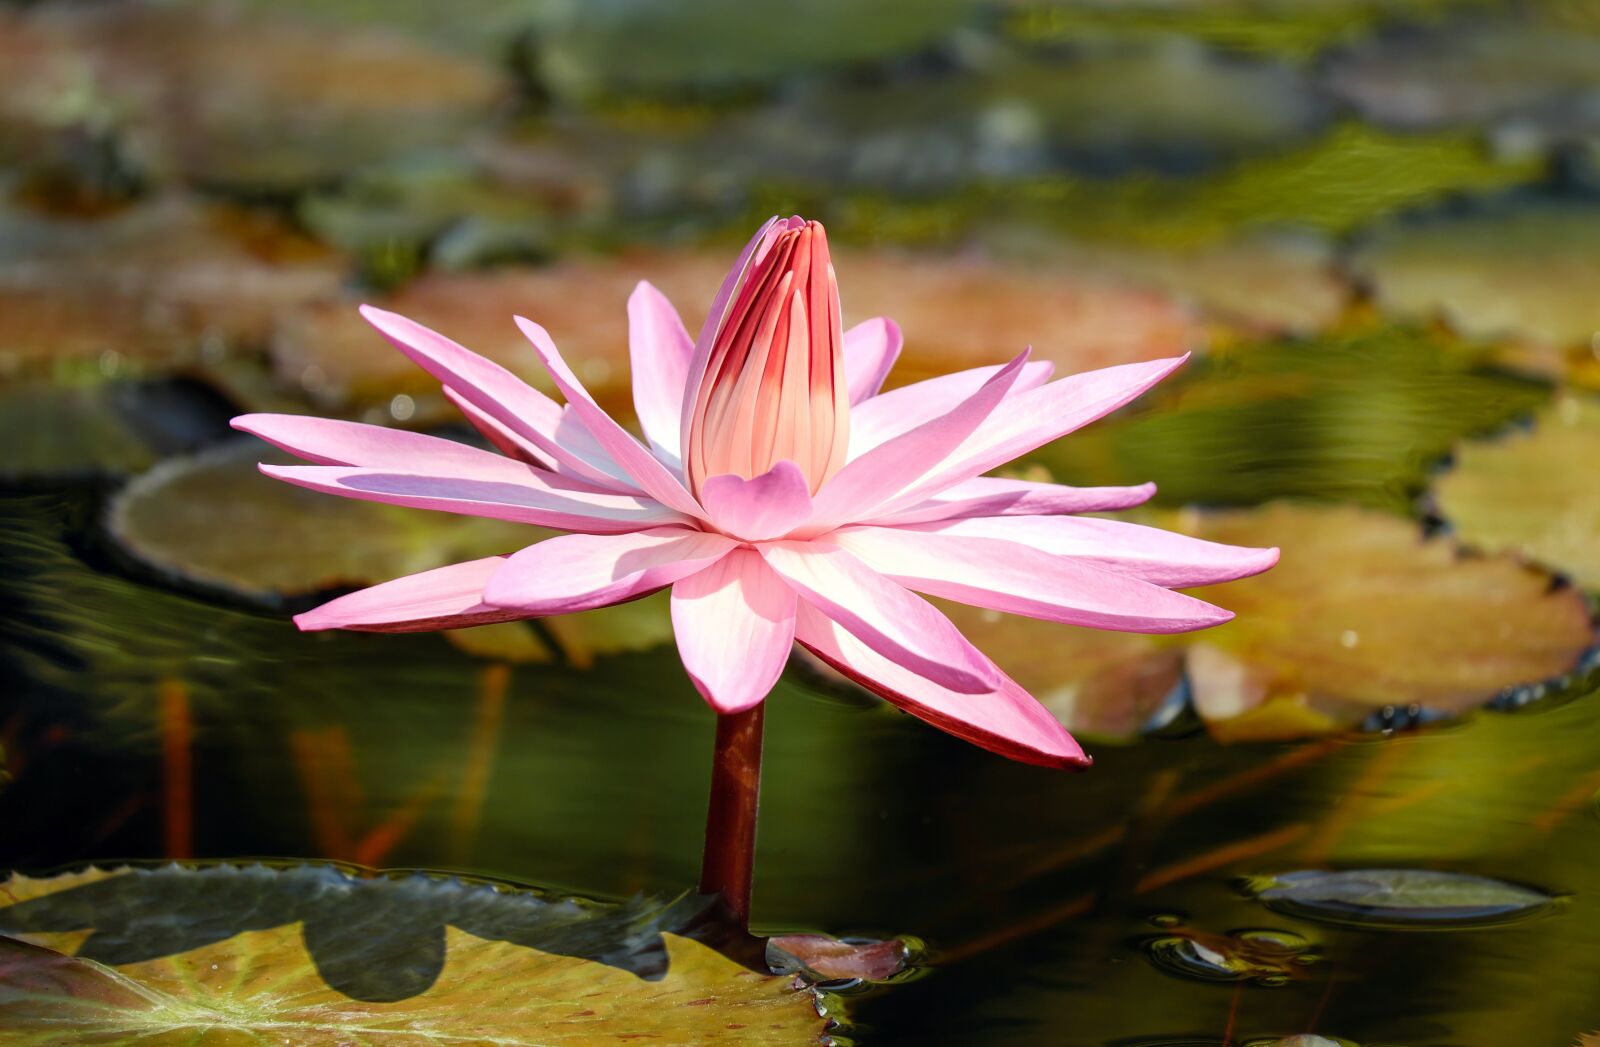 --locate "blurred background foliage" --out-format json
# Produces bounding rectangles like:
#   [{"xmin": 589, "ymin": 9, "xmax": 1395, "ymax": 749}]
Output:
[{"xmin": 3, "ymin": 1, "xmax": 1600, "ymax": 1044}]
